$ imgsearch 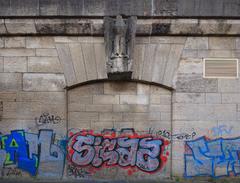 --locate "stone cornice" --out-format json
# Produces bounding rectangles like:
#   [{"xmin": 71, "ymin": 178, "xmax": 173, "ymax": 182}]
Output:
[
  {"xmin": 1, "ymin": 18, "xmax": 240, "ymax": 36},
  {"xmin": 0, "ymin": 0, "xmax": 240, "ymax": 18}
]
